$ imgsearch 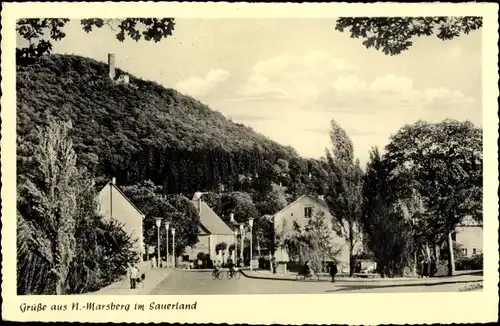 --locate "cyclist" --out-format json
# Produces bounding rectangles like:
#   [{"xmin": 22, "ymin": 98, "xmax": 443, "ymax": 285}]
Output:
[
  {"xmin": 227, "ymin": 258, "xmax": 236, "ymax": 276},
  {"xmin": 304, "ymin": 261, "xmax": 312, "ymax": 277},
  {"xmin": 214, "ymin": 260, "xmax": 222, "ymax": 274}
]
